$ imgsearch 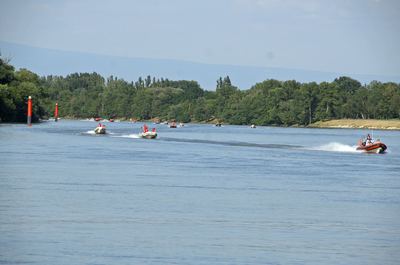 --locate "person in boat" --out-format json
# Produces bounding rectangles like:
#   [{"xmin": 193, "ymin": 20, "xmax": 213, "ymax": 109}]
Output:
[
  {"xmin": 366, "ymin": 134, "xmax": 373, "ymax": 144},
  {"xmin": 361, "ymin": 134, "xmax": 373, "ymax": 146},
  {"xmin": 143, "ymin": 124, "xmax": 149, "ymax": 133}
]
